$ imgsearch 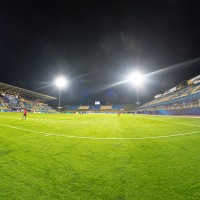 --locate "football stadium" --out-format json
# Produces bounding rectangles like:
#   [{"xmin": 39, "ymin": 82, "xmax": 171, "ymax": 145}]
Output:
[
  {"xmin": 1, "ymin": 74, "xmax": 200, "ymax": 199},
  {"xmin": 1, "ymin": 1, "xmax": 200, "ymax": 200}
]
